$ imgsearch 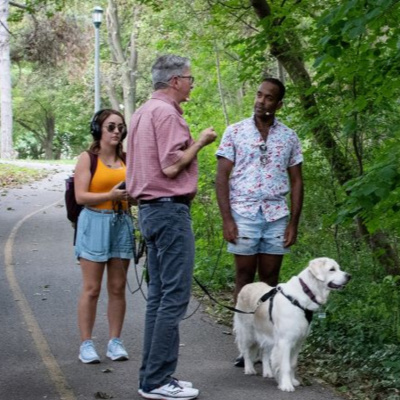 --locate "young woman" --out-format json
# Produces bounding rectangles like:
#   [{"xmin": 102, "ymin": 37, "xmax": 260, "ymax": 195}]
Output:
[{"xmin": 74, "ymin": 109, "xmax": 134, "ymax": 363}]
